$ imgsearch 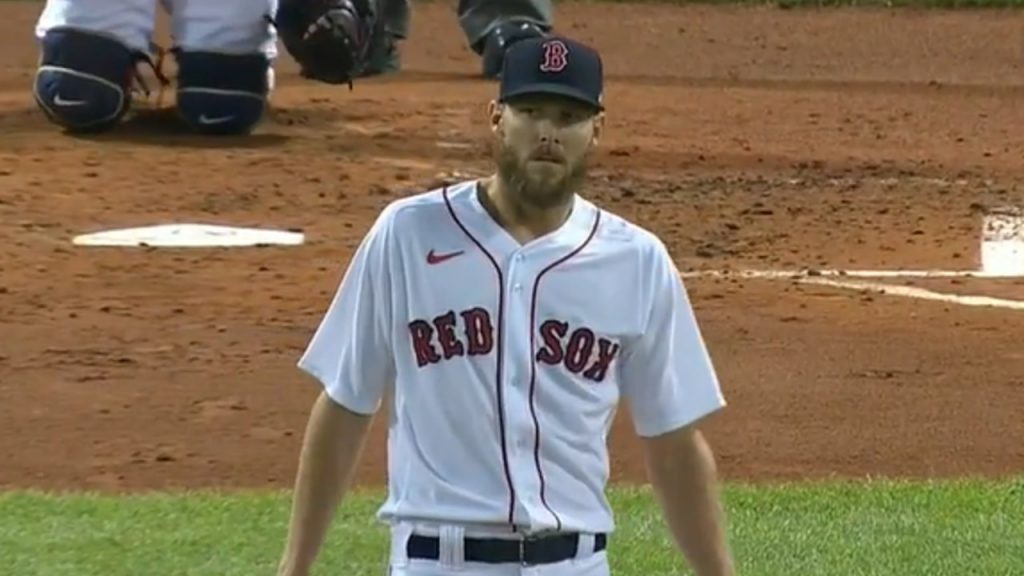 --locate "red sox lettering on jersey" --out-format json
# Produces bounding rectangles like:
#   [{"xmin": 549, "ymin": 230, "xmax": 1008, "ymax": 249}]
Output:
[
  {"xmin": 535, "ymin": 320, "xmax": 620, "ymax": 382},
  {"xmin": 408, "ymin": 308, "xmax": 495, "ymax": 365},
  {"xmin": 409, "ymin": 310, "xmax": 620, "ymax": 382},
  {"xmin": 297, "ymin": 179, "xmax": 726, "ymax": 540}
]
